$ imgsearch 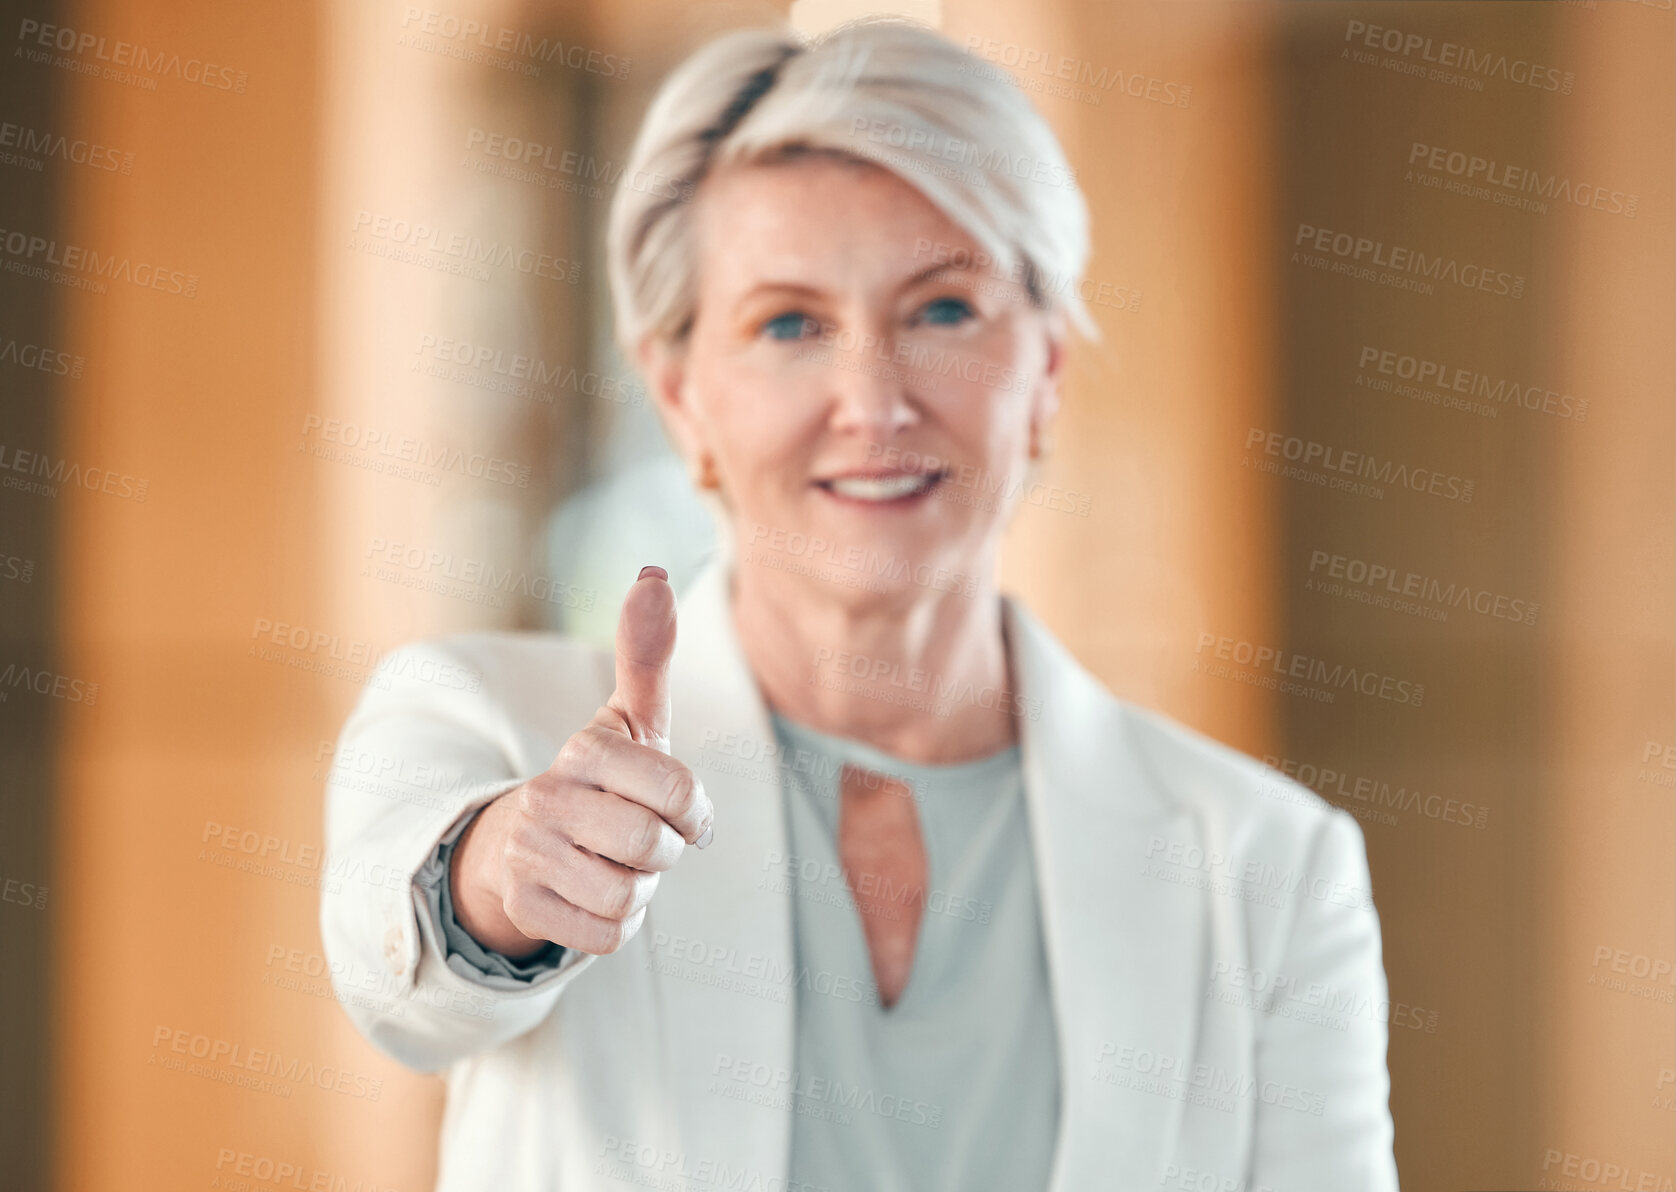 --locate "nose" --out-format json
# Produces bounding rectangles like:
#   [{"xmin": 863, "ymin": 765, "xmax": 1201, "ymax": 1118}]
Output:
[{"xmin": 824, "ymin": 335, "xmax": 919, "ymax": 438}]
